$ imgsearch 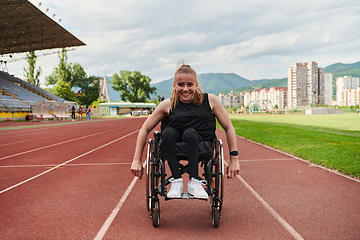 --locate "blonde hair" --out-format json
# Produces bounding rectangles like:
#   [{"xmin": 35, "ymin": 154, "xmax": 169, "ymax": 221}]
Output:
[{"xmin": 170, "ymin": 64, "xmax": 204, "ymax": 110}]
